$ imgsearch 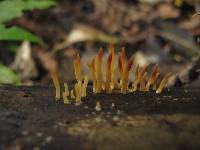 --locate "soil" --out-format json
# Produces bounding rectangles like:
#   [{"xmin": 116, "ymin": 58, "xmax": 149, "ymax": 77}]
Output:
[{"xmin": 0, "ymin": 85, "xmax": 200, "ymax": 150}]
